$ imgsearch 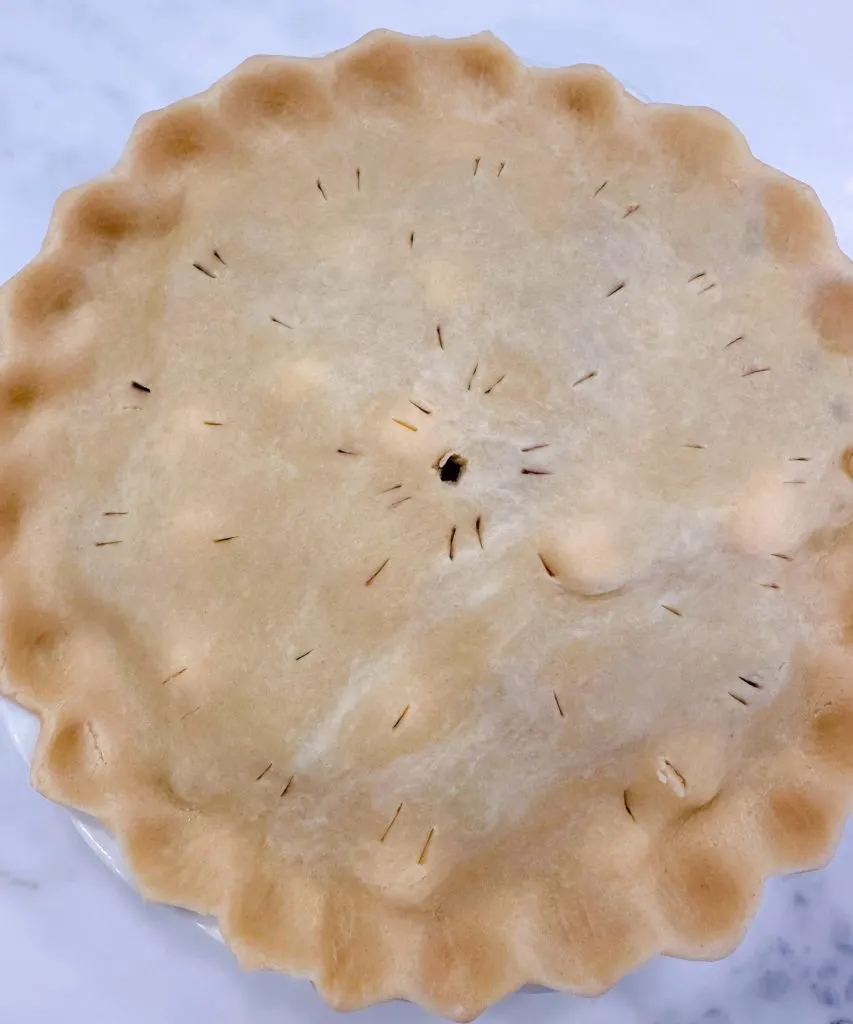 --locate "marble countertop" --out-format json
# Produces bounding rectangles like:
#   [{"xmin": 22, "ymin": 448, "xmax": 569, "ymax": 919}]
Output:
[{"xmin": 3, "ymin": 2, "xmax": 853, "ymax": 1021}]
